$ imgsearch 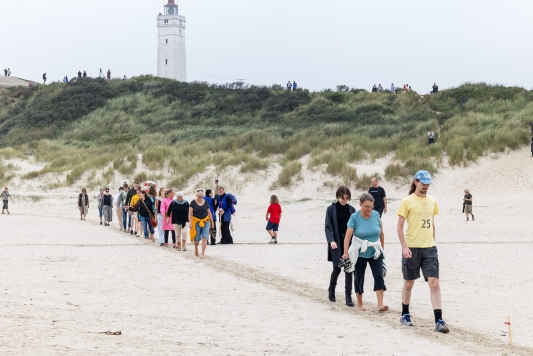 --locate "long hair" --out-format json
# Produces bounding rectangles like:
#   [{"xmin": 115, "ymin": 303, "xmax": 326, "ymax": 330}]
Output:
[
  {"xmin": 408, "ymin": 180, "xmax": 417, "ymax": 195},
  {"xmin": 148, "ymin": 185, "xmax": 157, "ymax": 198},
  {"xmin": 270, "ymin": 195, "xmax": 279, "ymax": 204}
]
